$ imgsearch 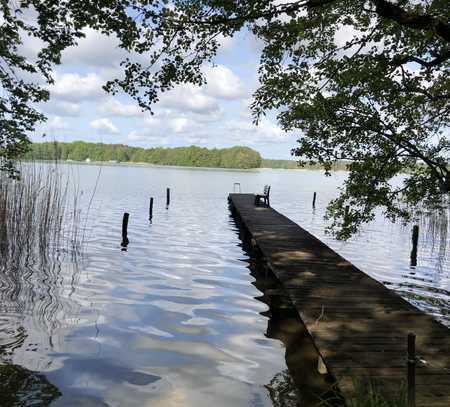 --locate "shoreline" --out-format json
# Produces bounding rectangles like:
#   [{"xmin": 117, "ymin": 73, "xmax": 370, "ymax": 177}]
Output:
[
  {"xmin": 24, "ymin": 159, "xmax": 312, "ymax": 172},
  {"xmin": 24, "ymin": 159, "xmax": 347, "ymax": 173}
]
